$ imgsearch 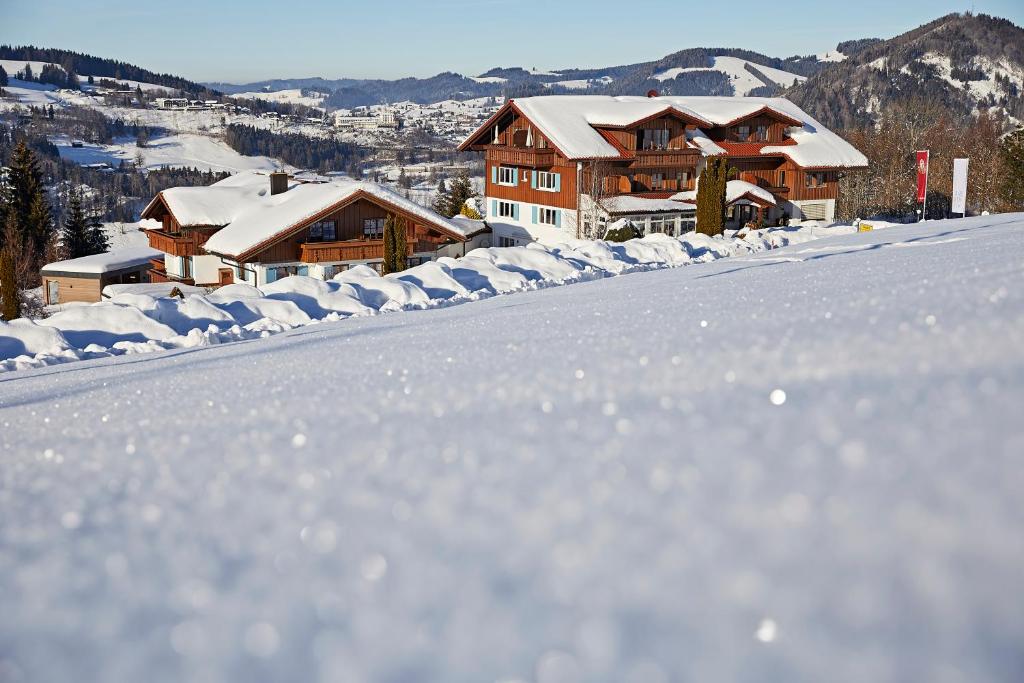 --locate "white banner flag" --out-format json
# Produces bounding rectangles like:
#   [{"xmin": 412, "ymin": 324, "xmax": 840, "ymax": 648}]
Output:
[{"xmin": 952, "ymin": 158, "xmax": 969, "ymax": 215}]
